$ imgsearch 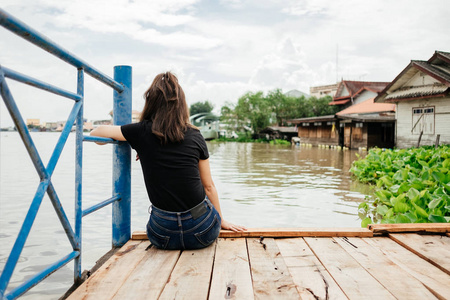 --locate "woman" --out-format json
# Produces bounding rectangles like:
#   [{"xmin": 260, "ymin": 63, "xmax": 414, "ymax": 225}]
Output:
[{"xmin": 90, "ymin": 71, "xmax": 245, "ymax": 250}]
